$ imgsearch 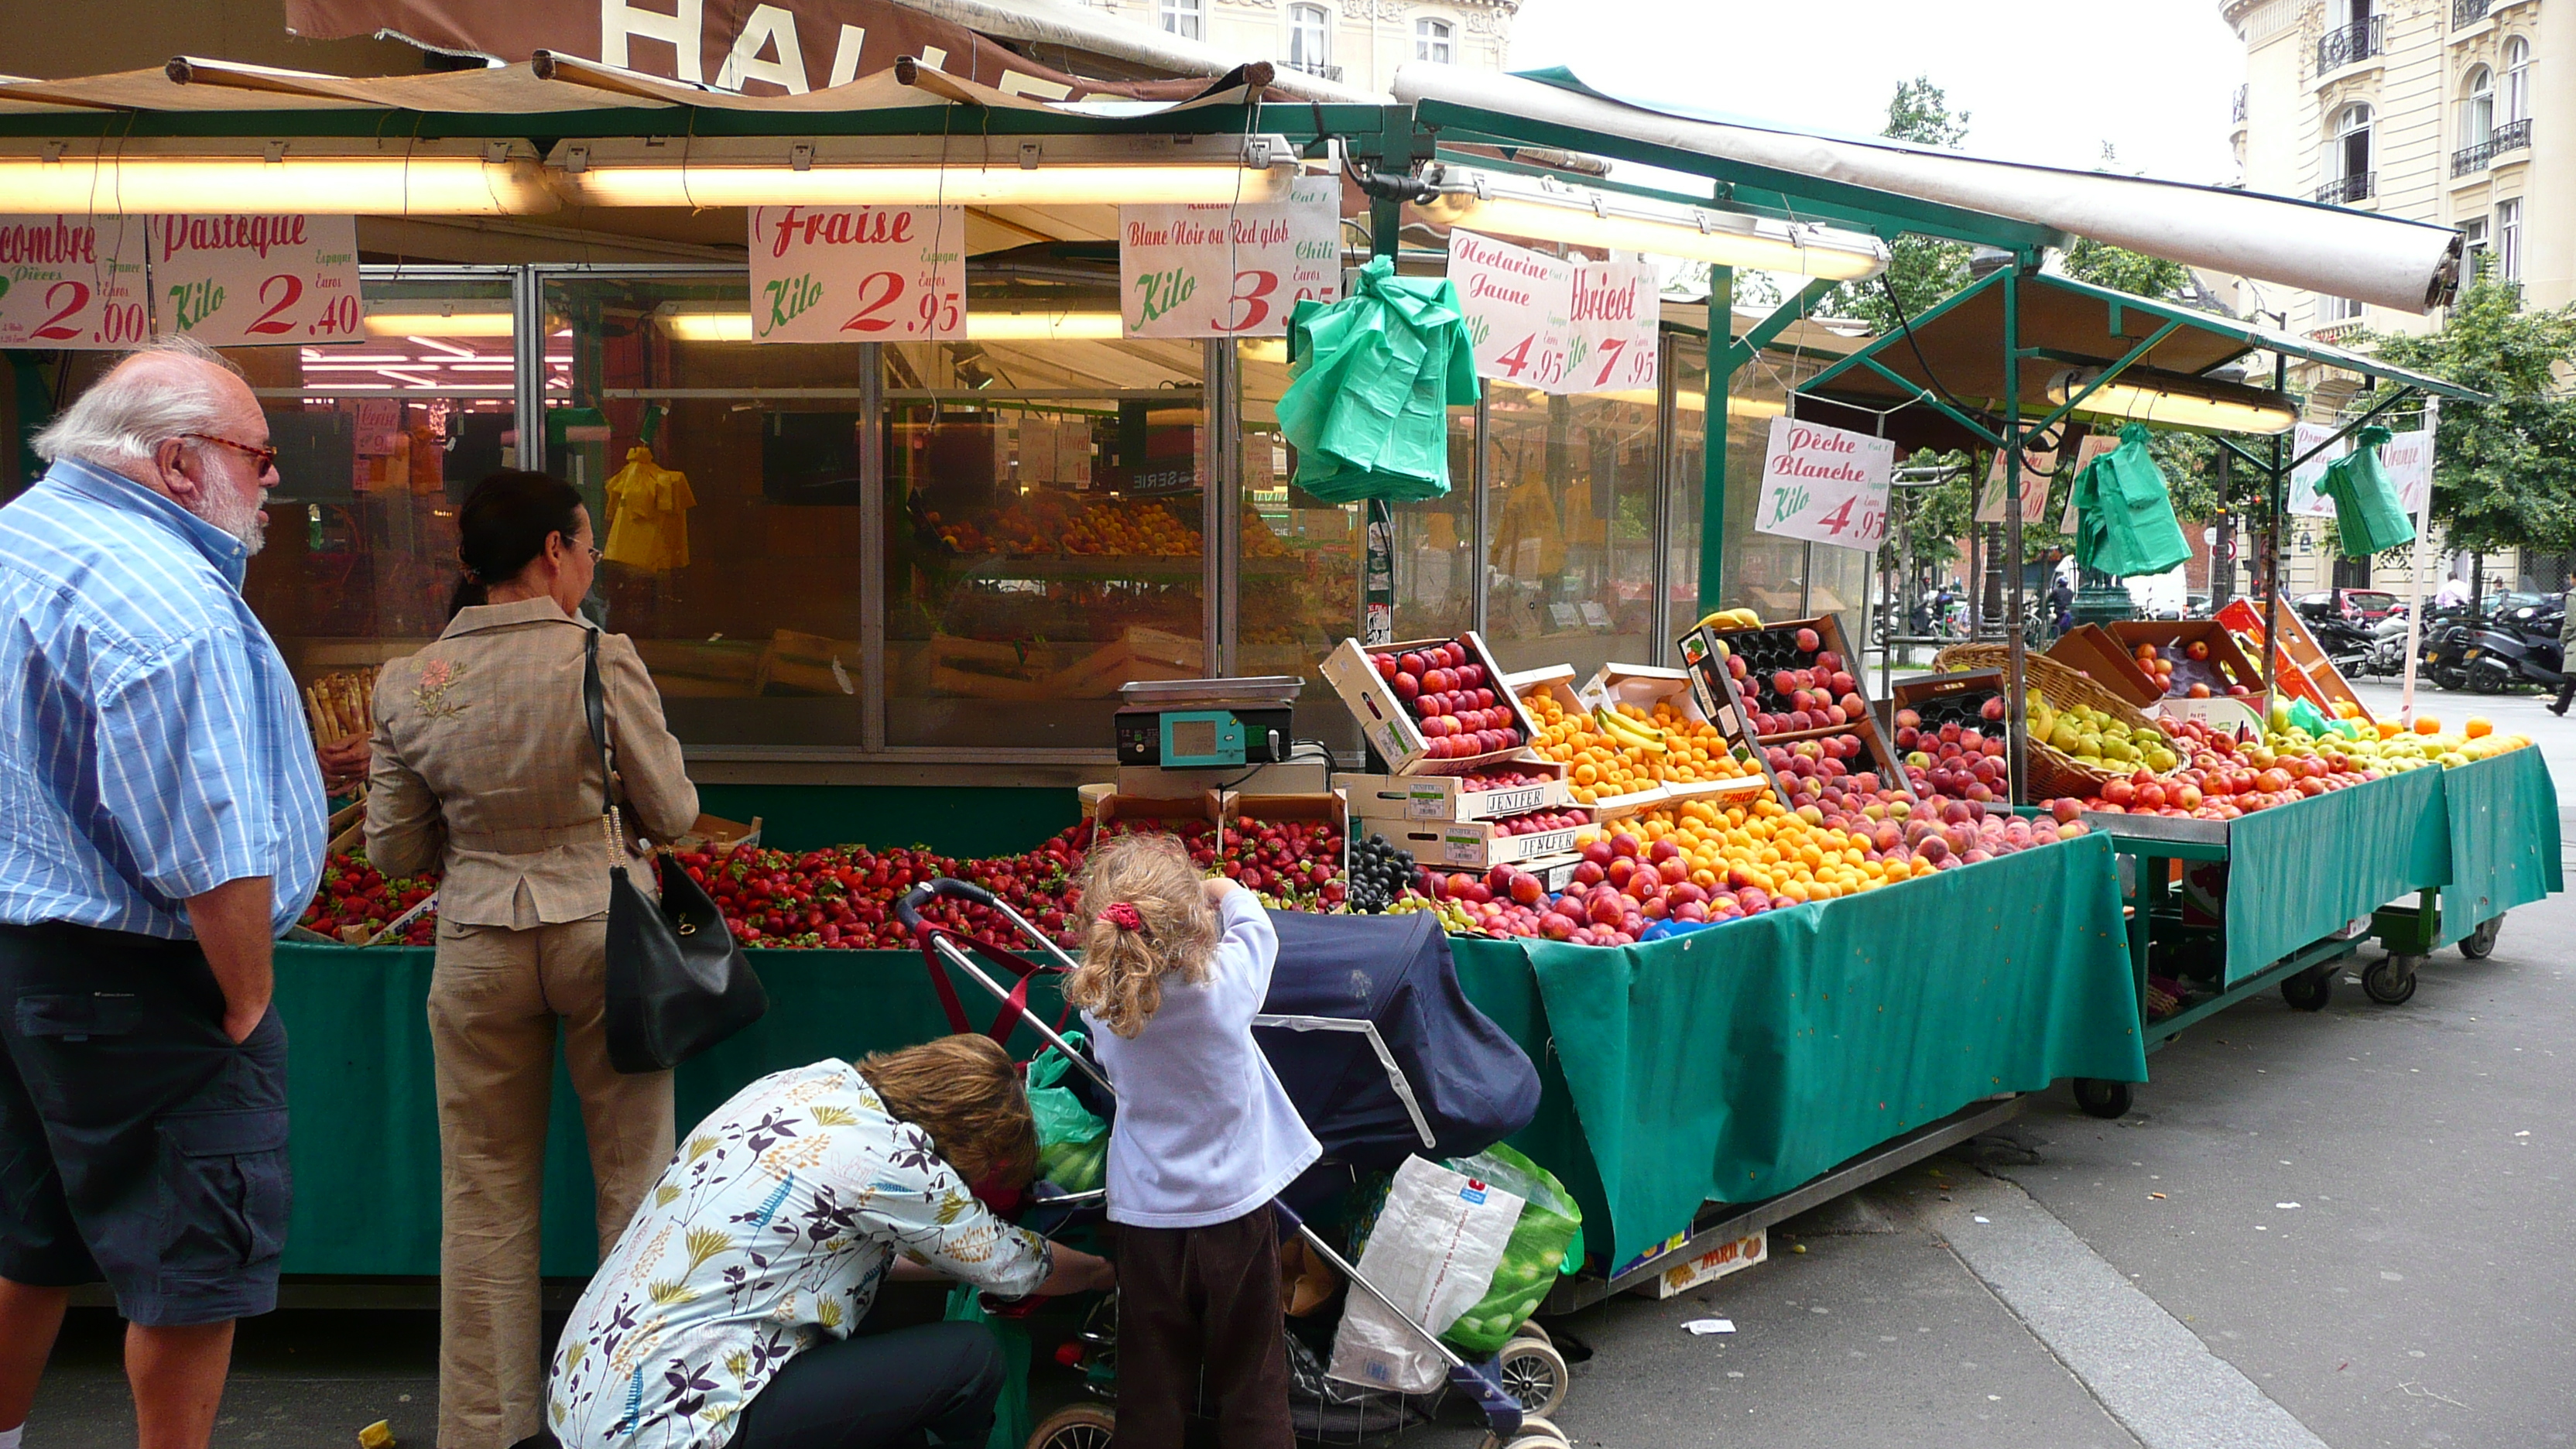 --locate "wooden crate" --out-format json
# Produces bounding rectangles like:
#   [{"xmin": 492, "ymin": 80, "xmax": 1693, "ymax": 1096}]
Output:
[
  {"xmin": 2044, "ymin": 625, "xmax": 2163, "ymax": 707},
  {"xmin": 2107, "ymin": 620, "xmax": 2264, "ymax": 700},
  {"xmin": 1677, "ymin": 615, "xmax": 1910, "ymax": 804},
  {"xmin": 2215, "ymin": 599, "xmax": 2371, "ymax": 722}
]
